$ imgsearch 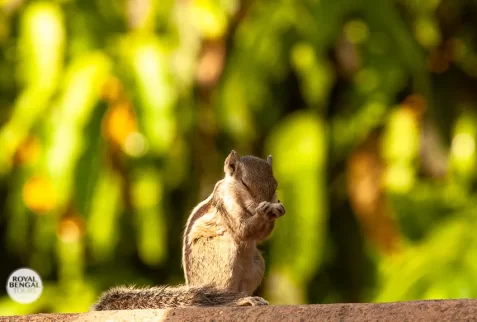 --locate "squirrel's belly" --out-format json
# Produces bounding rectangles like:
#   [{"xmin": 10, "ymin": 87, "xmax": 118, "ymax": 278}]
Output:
[
  {"xmin": 186, "ymin": 236, "xmax": 264, "ymax": 295},
  {"xmin": 233, "ymin": 248, "xmax": 265, "ymax": 294}
]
